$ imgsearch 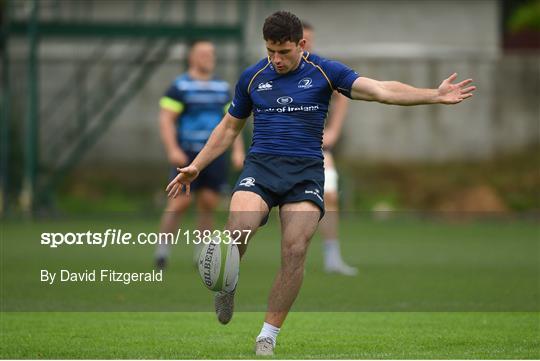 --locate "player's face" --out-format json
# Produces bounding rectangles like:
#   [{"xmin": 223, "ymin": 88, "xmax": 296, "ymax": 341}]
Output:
[
  {"xmin": 266, "ymin": 40, "xmax": 305, "ymax": 74},
  {"xmin": 190, "ymin": 42, "xmax": 216, "ymax": 74},
  {"xmin": 302, "ymin": 29, "xmax": 314, "ymax": 52}
]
